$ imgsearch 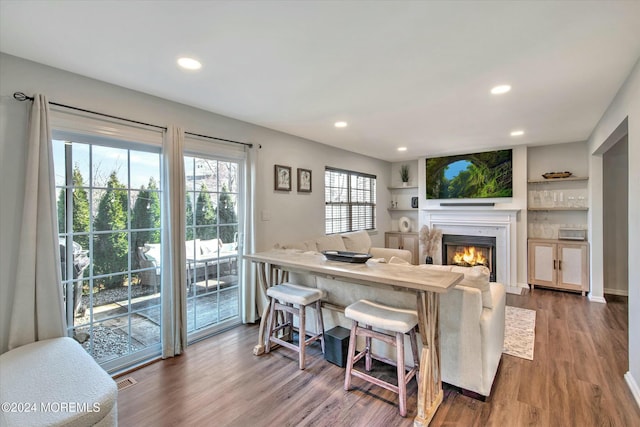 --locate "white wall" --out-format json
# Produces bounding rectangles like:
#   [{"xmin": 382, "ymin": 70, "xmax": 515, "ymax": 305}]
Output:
[
  {"xmin": 527, "ymin": 141, "xmax": 589, "ymax": 178},
  {"xmin": 603, "ymin": 136, "xmax": 628, "ymax": 296},
  {"xmin": 587, "ymin": 57, "xmax": 639, "ymax": 405},
  {"xmin": 0, "ymin": 53, "xmax": 391, "ymax": 354}
]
